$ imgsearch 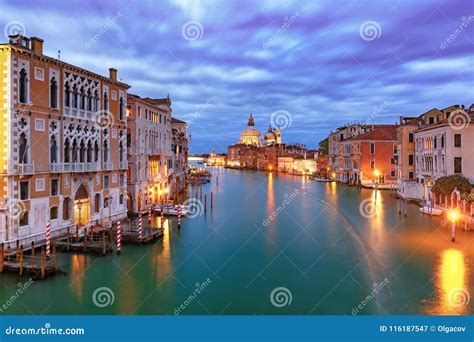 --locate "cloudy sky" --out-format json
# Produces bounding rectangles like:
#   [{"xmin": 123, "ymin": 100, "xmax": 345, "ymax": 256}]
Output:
[{"xmin": 1, "ymin": 0, "xmax": 473, "ymax": 153}]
